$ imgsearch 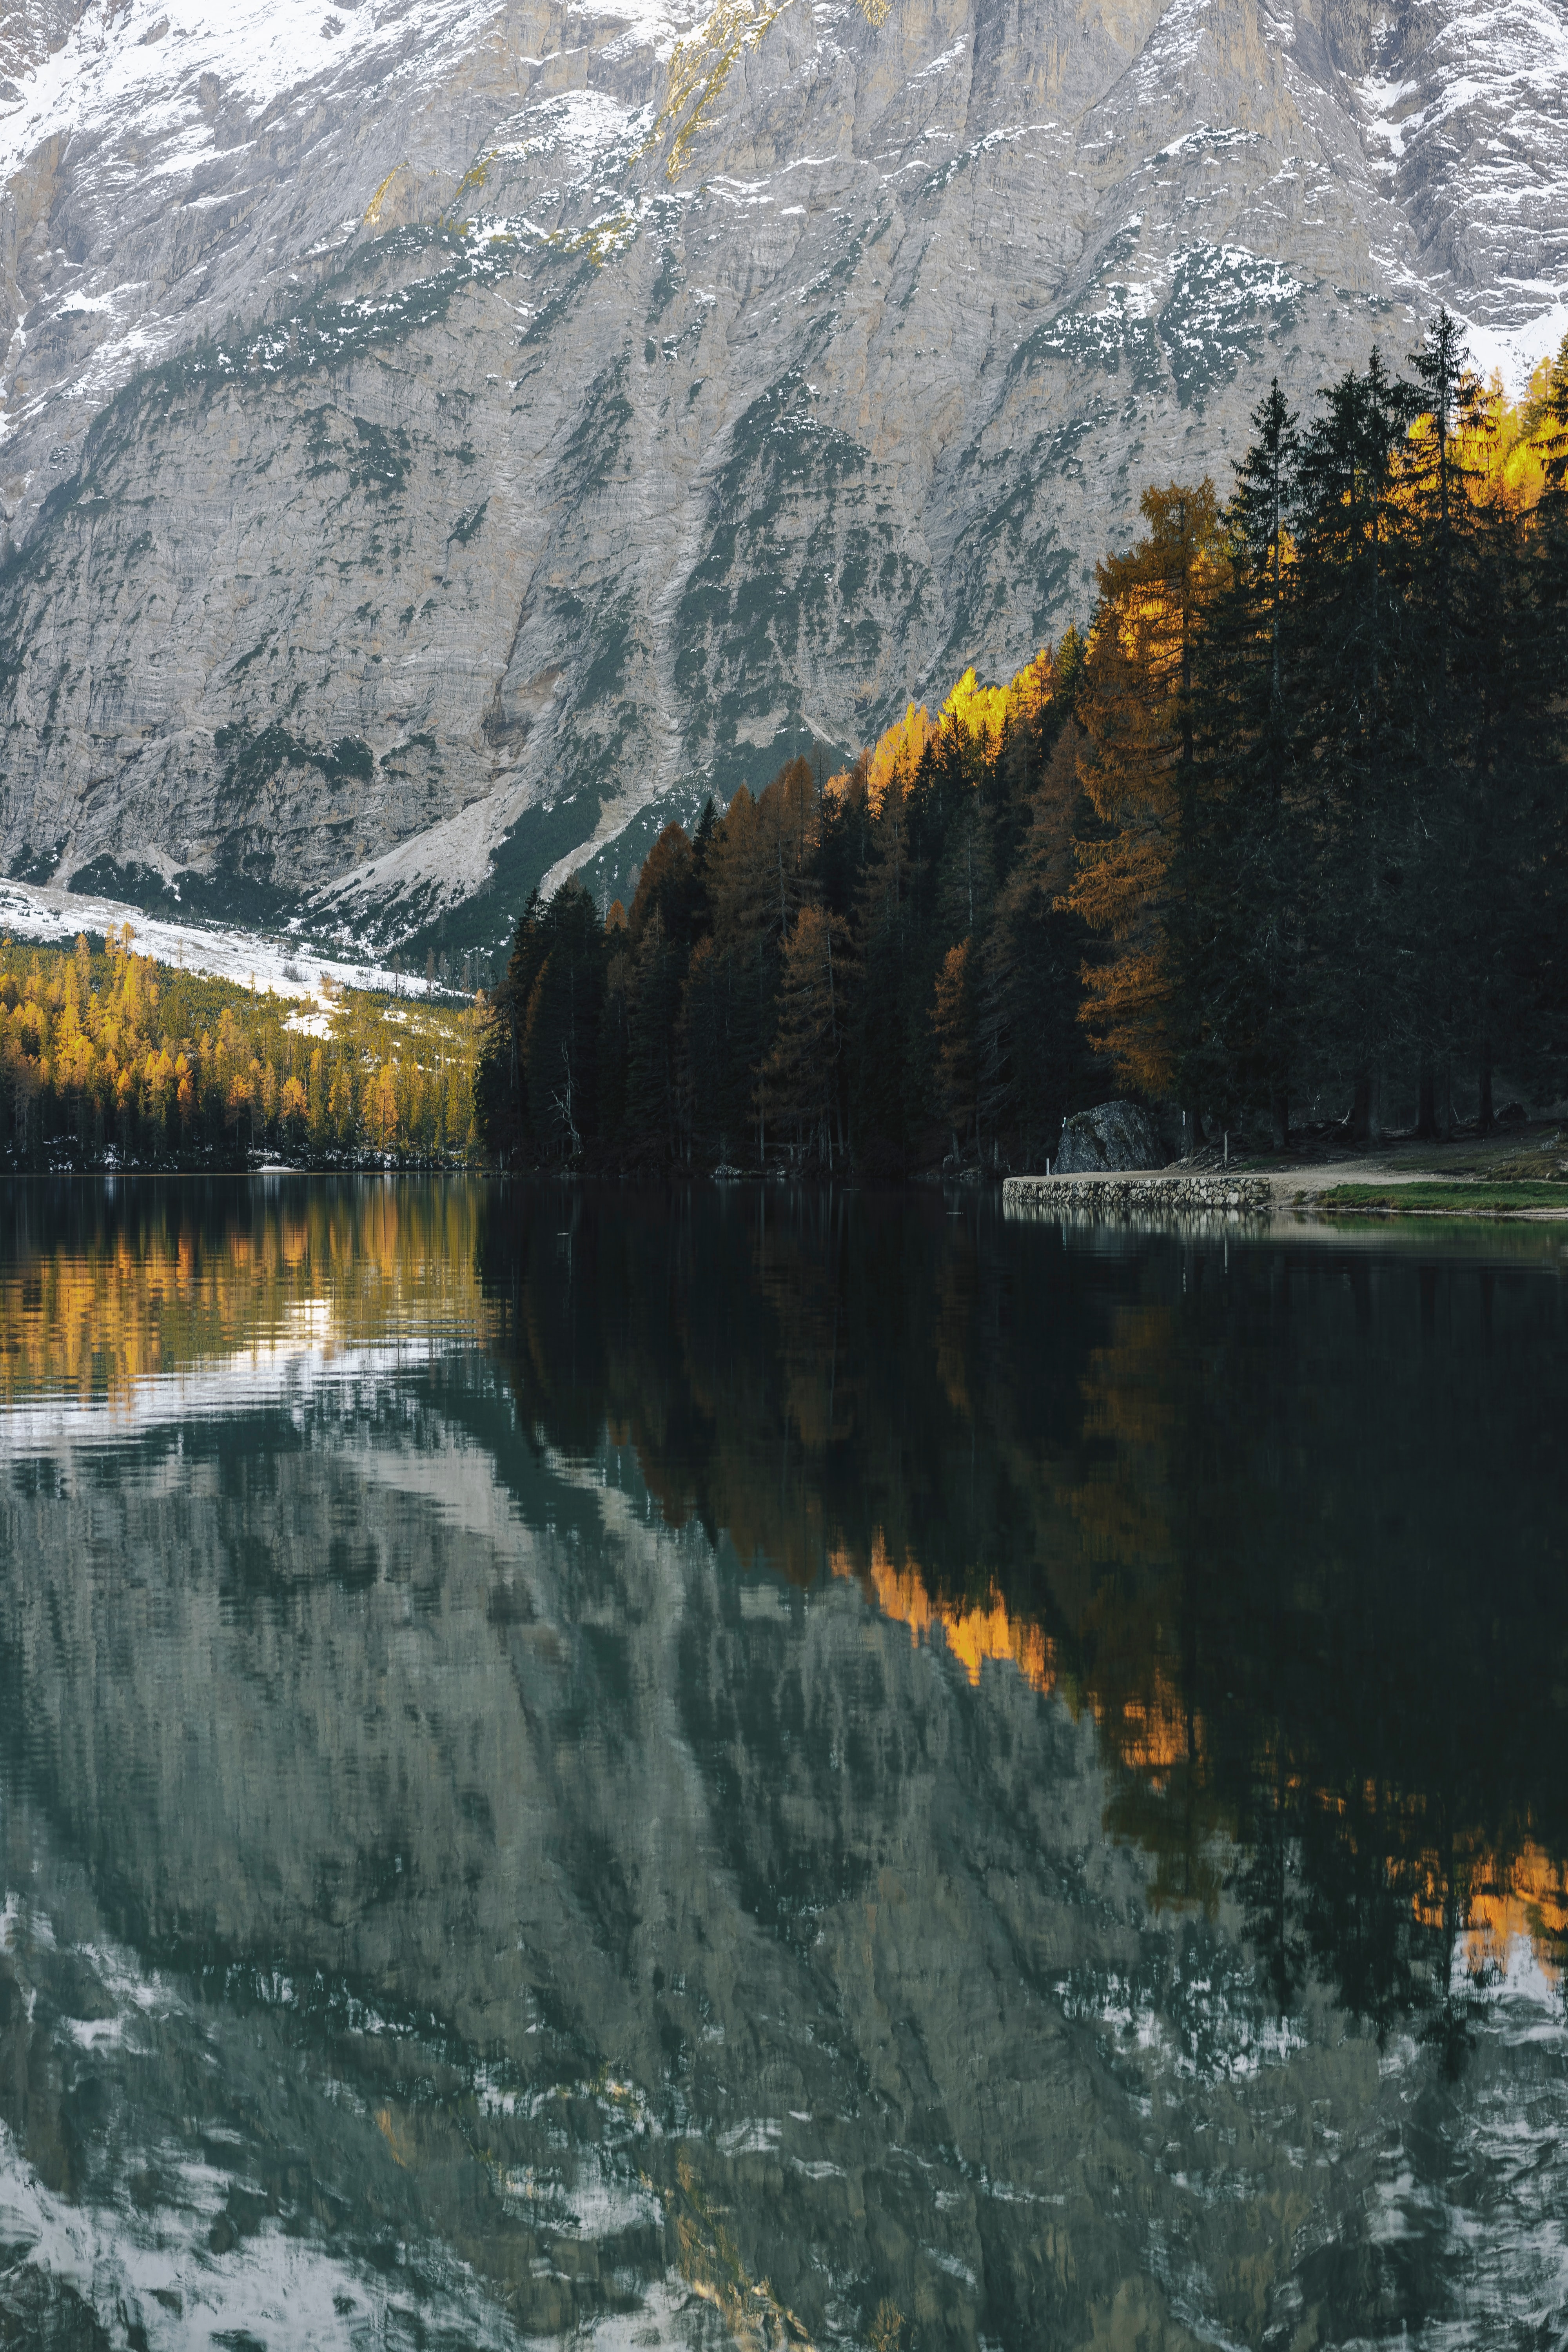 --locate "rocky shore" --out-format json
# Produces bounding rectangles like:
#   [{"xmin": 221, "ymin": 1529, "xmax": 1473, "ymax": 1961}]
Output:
[{"xmin": 1004, "ymin": 1172, "xmax": 1274, "ymax": 1220}]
